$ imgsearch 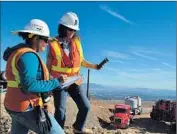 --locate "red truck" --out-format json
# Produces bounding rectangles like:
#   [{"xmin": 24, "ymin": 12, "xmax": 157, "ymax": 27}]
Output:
[{"xmin": 113, "ymin": 104, "xmax": 133, "ymax": 129}]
